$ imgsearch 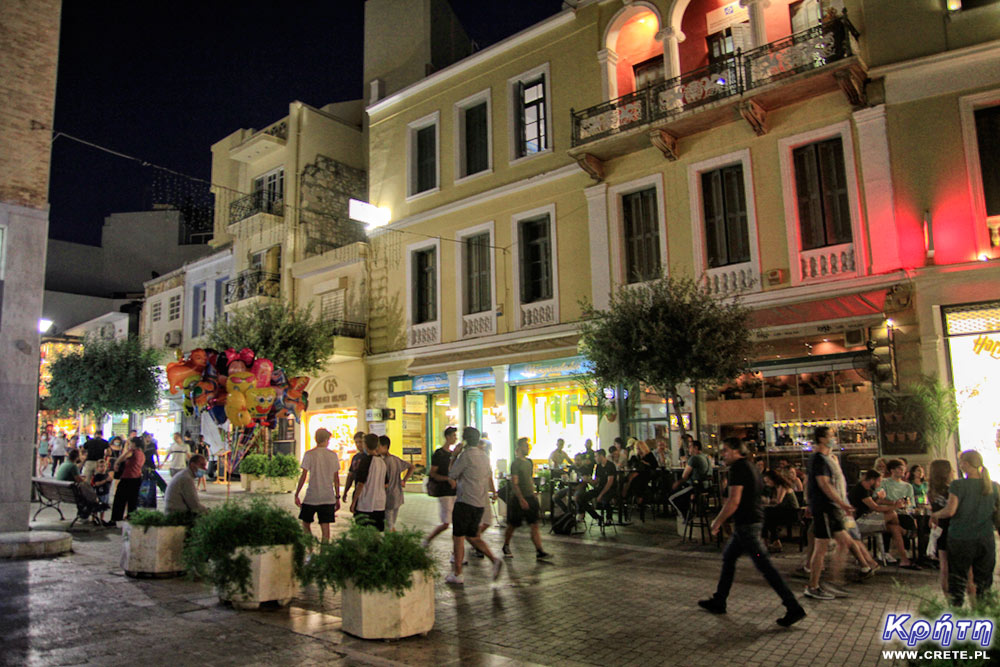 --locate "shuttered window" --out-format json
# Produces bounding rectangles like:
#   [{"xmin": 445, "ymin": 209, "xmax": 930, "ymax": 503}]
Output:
[
  {"xmin": 415, "ymin": 125, "xmax": 437, "ymax": 194},
  {"xmin": 320, "ymin": 289, "xmax": 346, "ymax": 322},
  {"xmin": 464, "ymin": 233, "xmax": 491, "ymax": 314},
  {"xmin": 702, "ymin": 165, "xmax": 751, "ymax": 268},
  {"xmin": 622, "ymin": 188, "xmax": 661, "ymax": 283},
  {"xmin": 974, "ymin": 105, "xmax": 1000, "ymax": 217},
  {"xmin": 793, "ymin": 138, "xmax": 852, "ymax": 250},
  {"xmin": 464, "ymin": 102, "xmax": 489, "ymax": 177},
  {"xmin": 413, "ymin": 248, "xmax": 437, "ymax": 324},
  {"xmin": 519, "ymin": 215, "xmax": 552, "ymax": 303}
]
